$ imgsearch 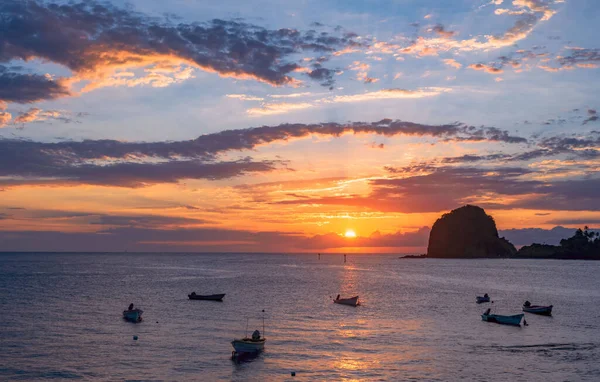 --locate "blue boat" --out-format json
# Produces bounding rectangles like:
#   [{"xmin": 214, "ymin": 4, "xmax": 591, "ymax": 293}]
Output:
[
  {"xmin": 123, "ymin": 308, "xmax": 143, "ymax": 322},
  {"xmin": 123, "ymin": 303, "xmax": 143, "ymax": 322},
  {"xmin": 481, "ymin": 309, "xmax": 524, "ymax": 326},
  {"xmin": 476, "ymin": 294, "xmax": 490, "ymax": 304}
]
